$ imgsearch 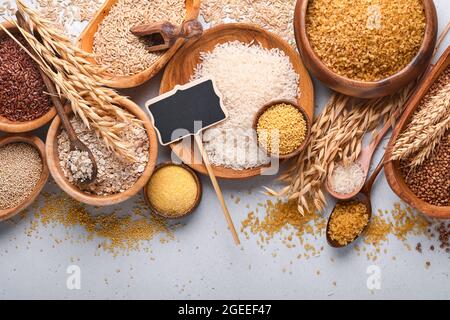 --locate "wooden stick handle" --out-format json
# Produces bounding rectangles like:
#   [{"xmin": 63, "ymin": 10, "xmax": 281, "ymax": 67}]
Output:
[{"xmin": 194, "ymin": 134, "xmax": 240, "ymax": 245}]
